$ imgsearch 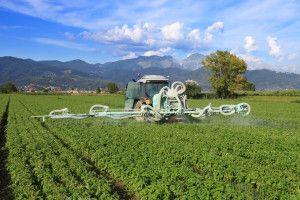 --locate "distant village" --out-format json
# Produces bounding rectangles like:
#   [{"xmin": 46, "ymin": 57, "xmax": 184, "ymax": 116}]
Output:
[
  {"xmin": 20, "ymin": 84, "xmax": 106, "ymax": 94},
  {"xmin": 19, "ymin": 80, "xmax": 201, "ymax": 94}
]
